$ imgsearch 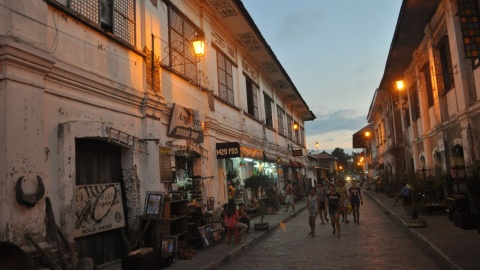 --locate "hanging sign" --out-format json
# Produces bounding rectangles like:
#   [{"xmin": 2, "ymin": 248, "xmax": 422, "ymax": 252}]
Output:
[
  {"xmin": 168, "ymin": 103, "xmax": 204, "ymax": 143},
  {"xmin": 73, "ymin": 183, "xmax": 125, "ymax": 237},
  {"xmin": 292, "ymin": 149, "xmax": 303, "ymax": 157}
]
